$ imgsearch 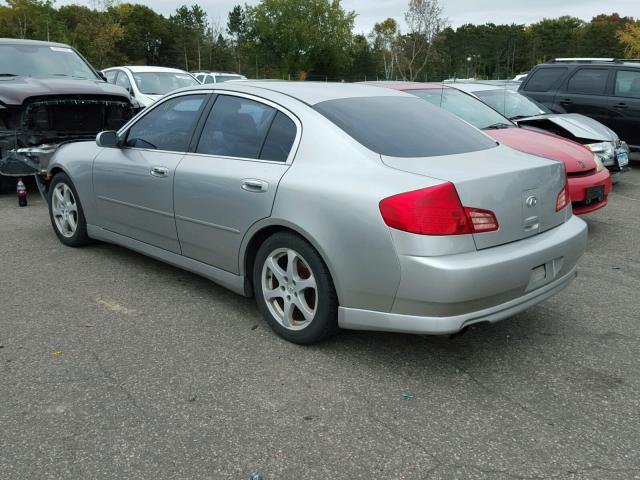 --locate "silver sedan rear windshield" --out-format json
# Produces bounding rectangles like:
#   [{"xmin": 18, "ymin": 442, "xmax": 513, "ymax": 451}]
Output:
[{"xmin": 314, "ymin": 96, "xmax": 497, "ymax": 157}]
